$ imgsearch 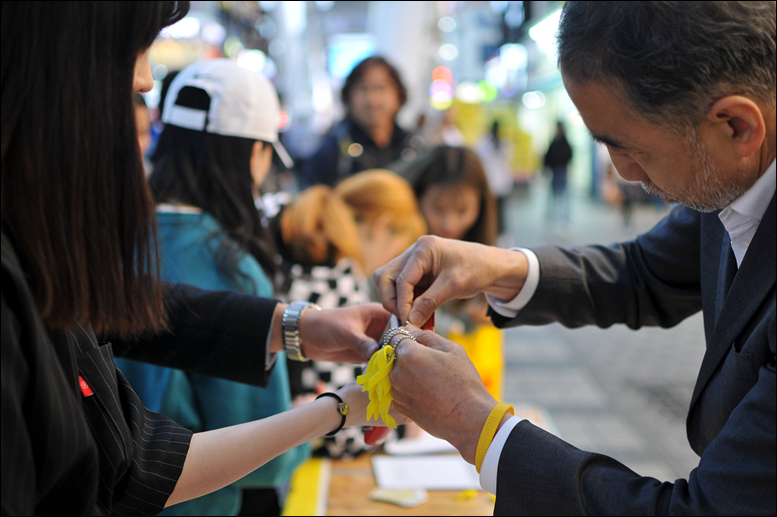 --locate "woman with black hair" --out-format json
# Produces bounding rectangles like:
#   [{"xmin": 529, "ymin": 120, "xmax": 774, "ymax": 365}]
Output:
[
  {"xmin": 300, "ymin": 56, "xmax": 423, "ymax": 188},
  {"xmin": 1, "ymin": 3, "xmax": 397, "ymax": 515},
  {"xmin": 115, "ymin": 59, "xmax": 307, "ymax": 516}
]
